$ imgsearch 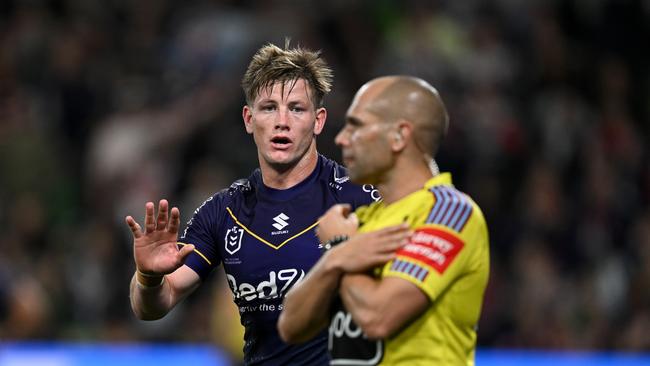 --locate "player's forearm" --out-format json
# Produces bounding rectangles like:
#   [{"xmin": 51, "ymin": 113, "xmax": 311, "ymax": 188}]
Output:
[
  {"xmin": 278, "ymin": 250, "xmax": 343, "ymax": 343},
  {"xmin": 339, "ymin": 274, "xmax": 386, "ymax": 339},
  {"xmin": 129, "ymin": 272, "xmax": 174, "ymax": 320}
]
